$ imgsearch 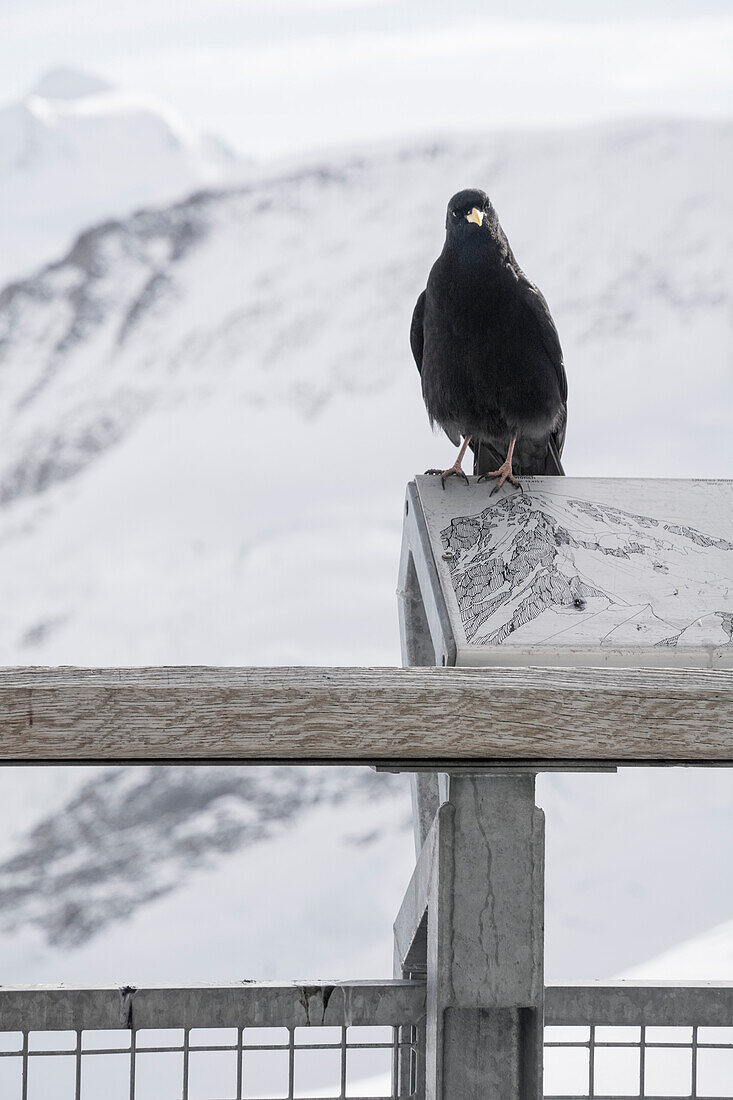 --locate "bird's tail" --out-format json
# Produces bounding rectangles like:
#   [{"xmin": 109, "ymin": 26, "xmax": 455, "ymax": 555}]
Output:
[
  {"xmin": 545, "ymin": 436, "xmax": 565, "ymax": 475},
  {"xmin": 471, "ymin": 440, "xmax": 504, "ymax": 476},
  {"xmin": 471, "ymin": 437, "xmax": 565, "ymax": 476}
]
